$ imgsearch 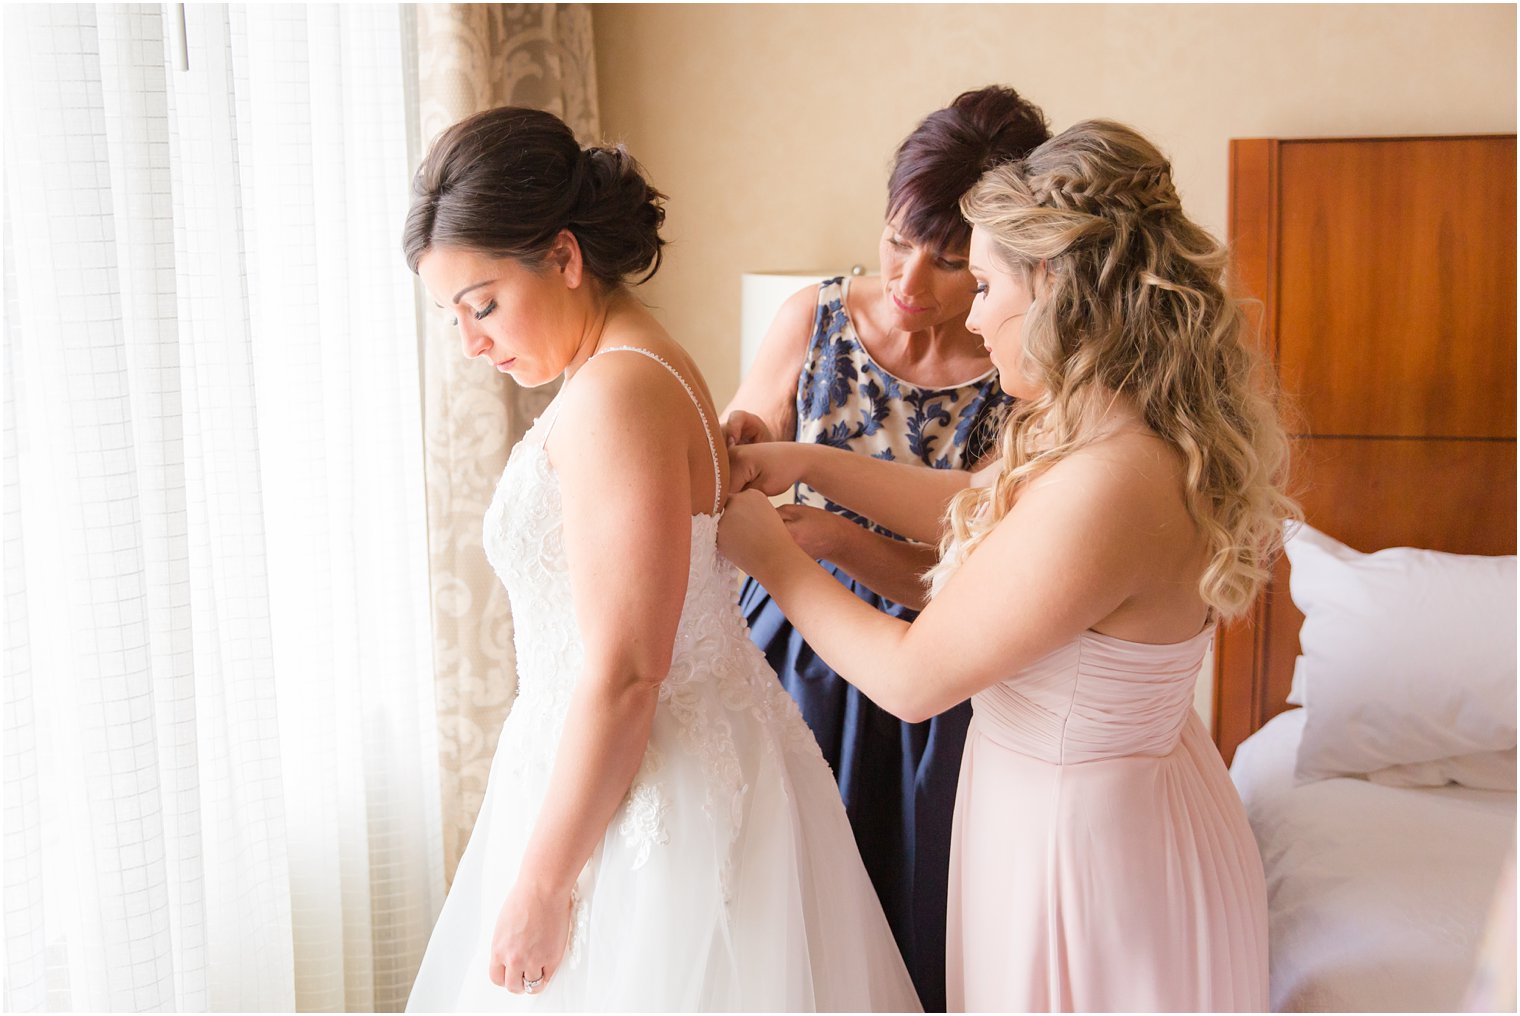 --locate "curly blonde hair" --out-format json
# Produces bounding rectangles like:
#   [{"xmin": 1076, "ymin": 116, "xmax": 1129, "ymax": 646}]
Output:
[{"xmin": 927, "ymin": 120, "xmax": 1299, "ymax": 619}]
